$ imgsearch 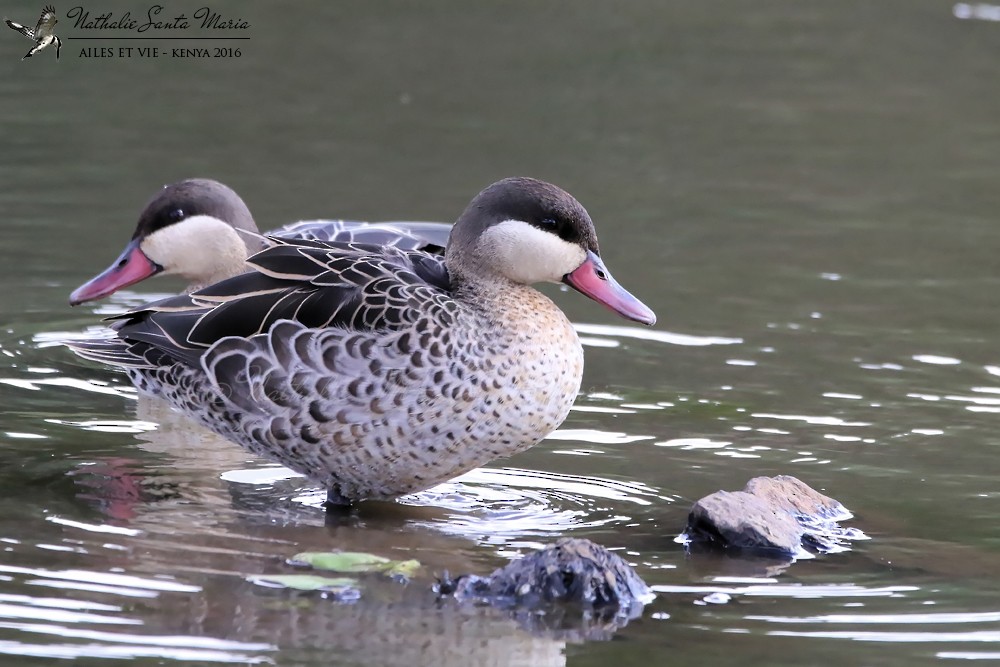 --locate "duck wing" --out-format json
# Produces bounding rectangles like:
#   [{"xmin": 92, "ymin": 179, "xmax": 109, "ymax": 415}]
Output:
[
  {"xmin": 68, "ymin": 240, "xmax": 453, "ymax": 370},
  {"xmin": 268, "ymin": 219, "xmax": 451, "ymax": 255}
]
